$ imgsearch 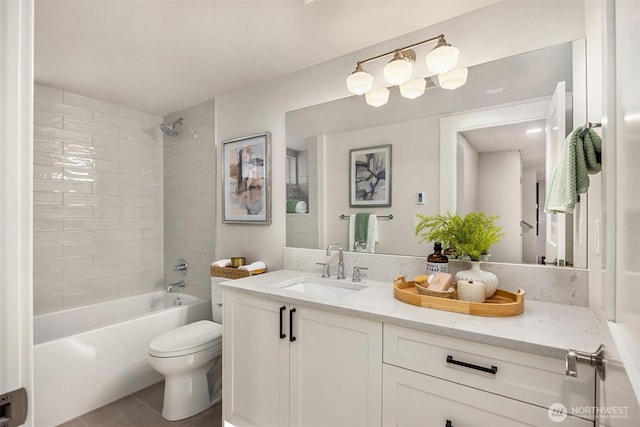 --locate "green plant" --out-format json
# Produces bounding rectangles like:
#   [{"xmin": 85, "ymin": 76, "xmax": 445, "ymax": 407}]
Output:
[{"xmin": 414, "ymin": 212, "xmax": 504, "ymax": 261}]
